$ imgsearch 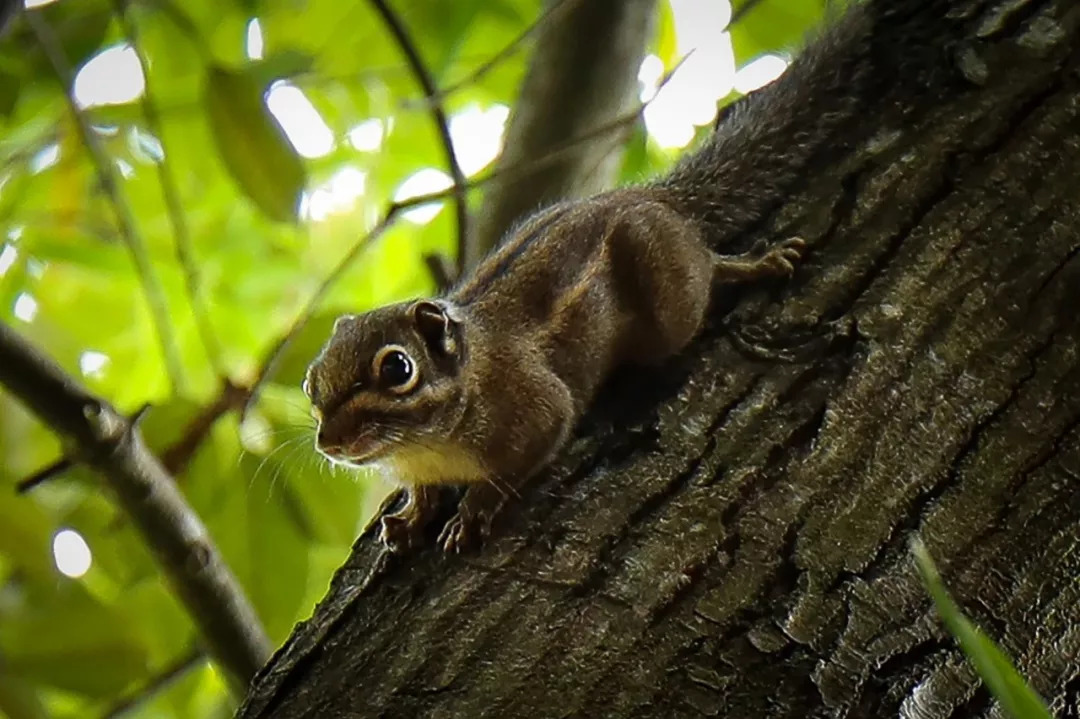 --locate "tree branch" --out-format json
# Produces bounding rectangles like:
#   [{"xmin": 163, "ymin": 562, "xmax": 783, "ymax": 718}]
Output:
[
  {"xmin": 367, "ymin": 0, "xmax": 470, "ymax": 274},
  {"xmin": 26, "ymin": 9, "xmax": 186, "ymax": 393},
  {"xmin": 17, "ymin": 380, "xmax": 248, "ymax": 493},
  {"xmin": 0, "ymin": 322, "xmax": 270, "ymax": 693},
  {"xmin": 15, "ymin": 456, "xmax": 72, "ymax": 494}
]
